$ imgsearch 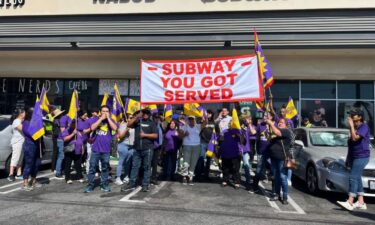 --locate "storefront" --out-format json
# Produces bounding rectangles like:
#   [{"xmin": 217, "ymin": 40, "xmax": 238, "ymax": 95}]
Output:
[{"xmin": 1, "ymin": 0, "xmax": 375, "ymax": 133}]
